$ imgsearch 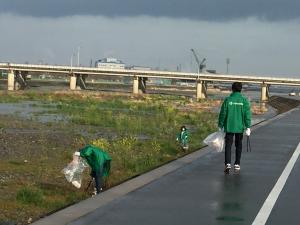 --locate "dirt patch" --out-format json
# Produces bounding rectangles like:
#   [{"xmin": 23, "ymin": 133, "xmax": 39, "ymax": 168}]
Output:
[
  {"xmin": 0, "ymin": 114, "xmax": 80, "ymax": 159},
  {"xmin": 0, "ymin": 112, "xmax": 89, "ymax": 224}
]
